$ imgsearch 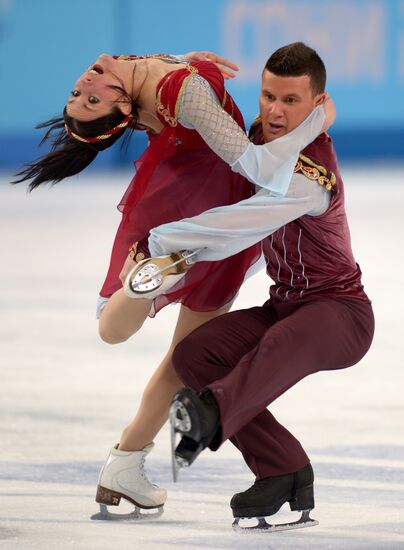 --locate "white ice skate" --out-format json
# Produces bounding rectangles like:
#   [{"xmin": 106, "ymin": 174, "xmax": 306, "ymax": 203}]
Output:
[
  {"xmin": 91, "ymin": 443, "xmax": 166, "ymax": 521},
  {"xmin": 123, "ymin": 249, "xmax": 202, "ymax": 300}
]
